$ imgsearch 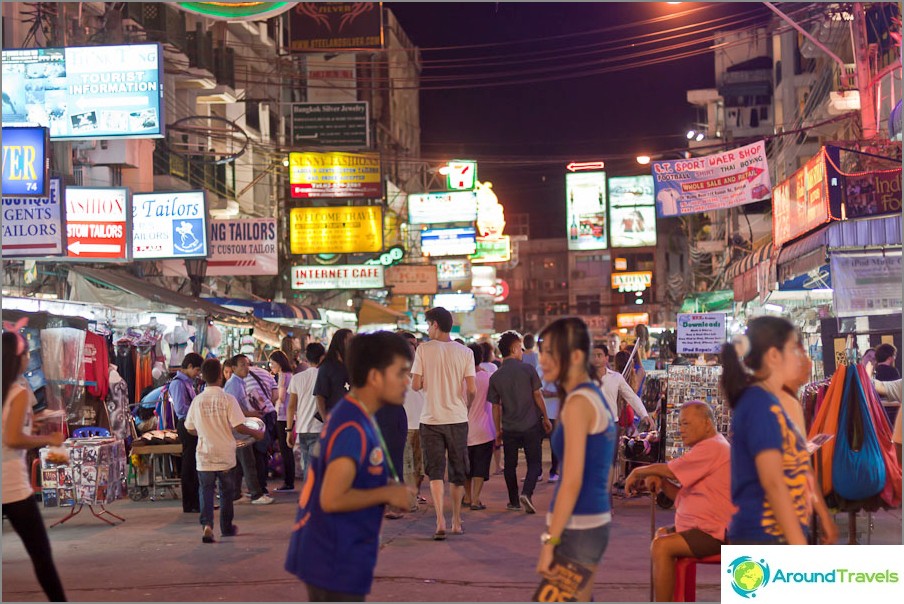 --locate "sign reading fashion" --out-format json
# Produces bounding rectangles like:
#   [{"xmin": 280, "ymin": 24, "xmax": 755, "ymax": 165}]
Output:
[
  {"xmin": 652, "ymin": 141, "xmax": 772, "ymax": 217},
  {"xmin": 292, "ymin": 265, "xmax": 385, "ymax": 290},
  {"xmin": 1, "ymin": 126, "xmax": 48, "ymax": 196},
  {"xmin": 2, "ymin": 178, "xmax": 64, "ymax": 257},
  {"xmin": 289, "ymin": 206, "xmax": 382, "ymax": 254},
  {"xmin": 677, "ymin": 313, "xmax": 726, "ymax": 354},
  {"xmin": 288, "ymin": 151, "xmax": 381, "ymax": 199},
  {"xmin": 772, "ymin": 147, "xmax": 843, "ymax": 248},
  {"xmin": 291, "ymin": 102, "xmax": 370, "ymax": 148},
  {"xmin": 131, "ymin": 191, "xmax": 208, "ymax": 259},
  {"xmin": 64, "ymin": 186, "xmax": 129, "ymax": 260},
  {"xmin": 384, "ymin": 265, "xmax": 439, "ymax": 295},
  {"xmin": 408, "ymin": 191, "xmax": 479, "ymax": 225}
]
